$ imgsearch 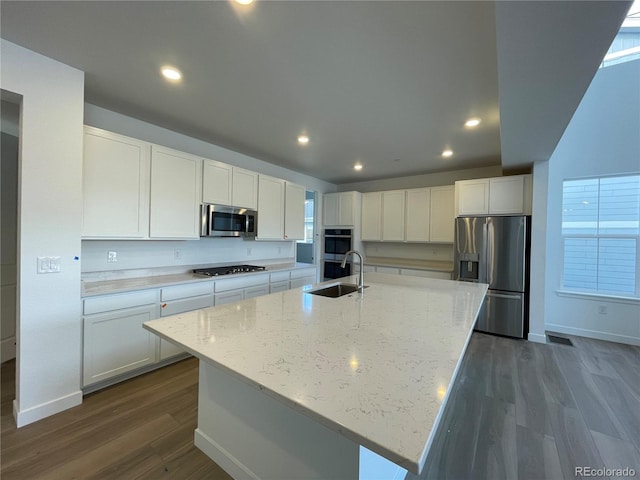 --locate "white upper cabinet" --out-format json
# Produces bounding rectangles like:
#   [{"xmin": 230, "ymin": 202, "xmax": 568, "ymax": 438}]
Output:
[
  {"xmin": 429, "ymin": 185, "xmax": 455, "ymax": 243},
  {"xmin": 284, "ymin": 182, "xmax": 305, "ymax": 240},
  {"xmin": 232, "ymin": 167, "xmax": 258, "ymax": 210},
  {"xmin": 455, "ymin": 179, "xmax": 490, "ymax": 216},
  {"xmin": 202, "ymin": 161, "xmax": 258, "ymax": 210},
  {"xmin": 82, "ymin": 126, "xmax": 150, "ymax": 239},
  {"xmin": 149, "ymin": 146, "xmax": 202, "ymax": 239},
  {"xmin": 361, "ymin": 192, "xmax": 382, "ymax": 241},
  {"xmin": 405, "ymin": 188, "xmax": 430, "ymax": 242},
  {"xmin": 455, "ymin": 174, "xmax": 532, "ymax": 216},
  {"xmin": 323, "ymin": 191, "xmax": 358, "ymax": 226},
  {"xmin": 257, "ymin": 175, "xmax": 285, "ymax": 240},
  {"xmin": 382, "ymin": 190, "xmax": 405, "ymax": 241},
  {"xmin": 202, "ymin": 159, "xmax": 232, "ymax": 206}
]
